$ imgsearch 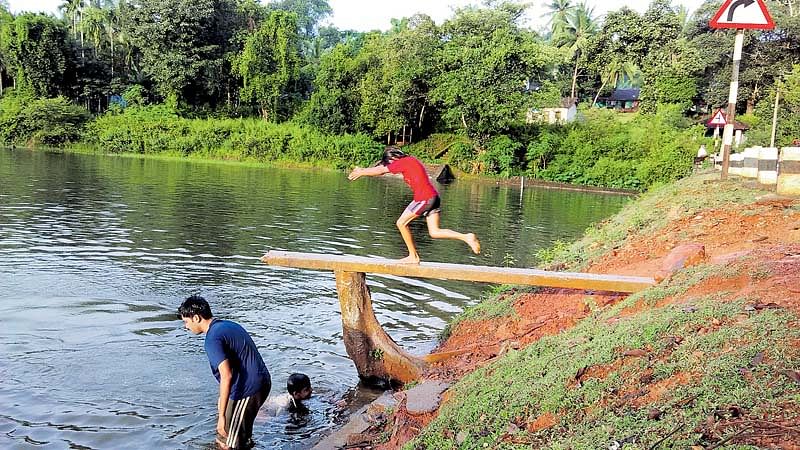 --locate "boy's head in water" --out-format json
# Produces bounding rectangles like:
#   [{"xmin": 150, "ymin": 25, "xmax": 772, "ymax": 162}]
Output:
[
  {"xmin": 380, "ymin": 146, "xmax": 407, "ymax": 166},
  {"xmin": 287, "ymin": 373, "xmax": 312, "ymax": 402}
]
